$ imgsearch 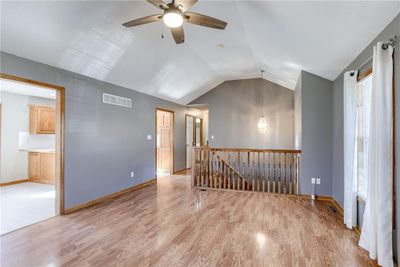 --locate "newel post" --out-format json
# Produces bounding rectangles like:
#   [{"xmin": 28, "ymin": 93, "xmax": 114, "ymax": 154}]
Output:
[
  {"xmin": 191, "ymin": 148, "xmax": 196, "ymax": 187},
  {"xmin": 296, "ymin": 153, "xmax": 300, "ymax": 195}
]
